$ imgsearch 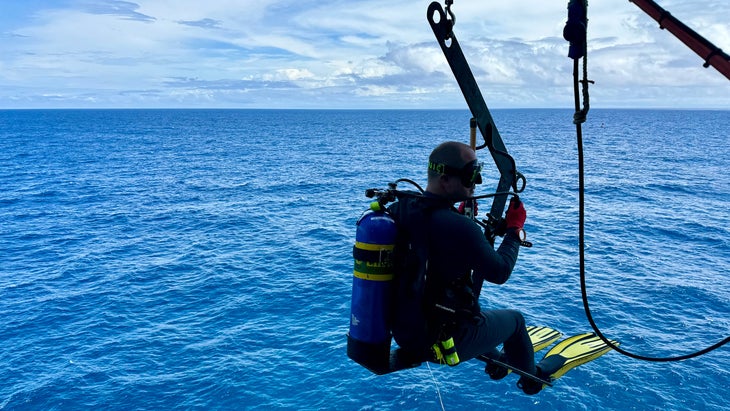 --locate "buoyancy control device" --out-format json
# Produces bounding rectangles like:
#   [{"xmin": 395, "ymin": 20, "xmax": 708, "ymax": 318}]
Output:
[{"xmin": 347, "ymin": 185, "xmax": 461, "ymax": 374}]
